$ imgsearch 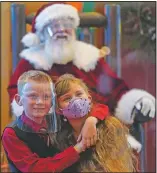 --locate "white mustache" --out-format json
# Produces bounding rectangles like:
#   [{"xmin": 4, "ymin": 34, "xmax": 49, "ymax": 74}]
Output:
[{"xmin": 53, "ymin": 32, "xmax": 69, "ymax": 40}]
